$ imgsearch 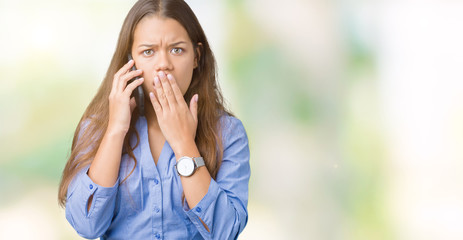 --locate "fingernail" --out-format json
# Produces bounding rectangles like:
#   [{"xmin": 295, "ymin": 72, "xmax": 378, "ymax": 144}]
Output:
[
  {"xmin": 139, "ymin": 77, "xmax": 144, "ymax": 82},
  {"xmin": 137, "ymin": 69, "xmax": 142, "ymax": 73},
  {"xmin": 167, "ymin": 74, "xmax": 173, "ymax": 81},
  {"xmin": 154, "ymin": 77, "xmax": 159, "ymax": 84},
  {"xmin": 195, "ymin": 94, "xmax": 199, "ymax": 102},
  {"xmin": 129, "ymin": 59, "xmax": 134, "ymax": 63},
  {"xmin": 158, "ymin": 71, "xmax": 165, "ymax": 78},
  {"xmin": 149, "ymin": 92, "xmax": 154, "ymax": 99}
]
